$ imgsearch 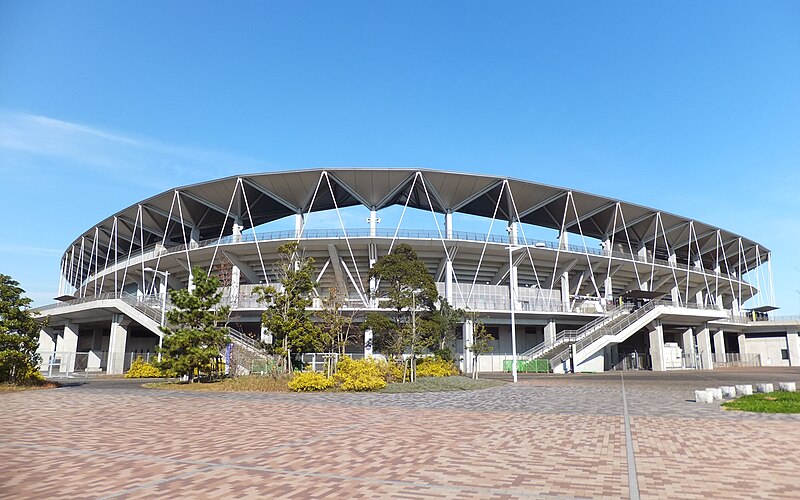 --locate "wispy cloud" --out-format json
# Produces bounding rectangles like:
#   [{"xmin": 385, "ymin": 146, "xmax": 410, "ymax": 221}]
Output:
[
  {"xmin": 0, "ymin": 245, "xmax": 62, "ymax": 256},
  {"xmin": 0, "ymin": 111, "xmax": 273, "ymax": 189}
]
